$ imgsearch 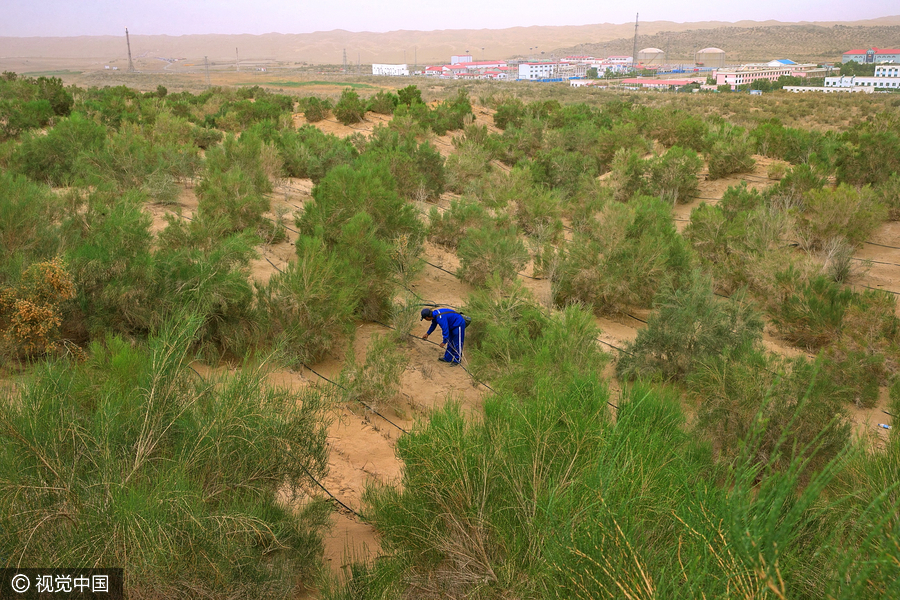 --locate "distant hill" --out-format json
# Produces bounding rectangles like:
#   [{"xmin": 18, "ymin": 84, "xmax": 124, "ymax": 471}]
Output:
[
  {"xmin": 0, "ymin": 16, "xmax": 898, "ymax": 73},
  {"xmin": 554, "ymin": 22, "xmax": 900, "ymax": 64}
]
